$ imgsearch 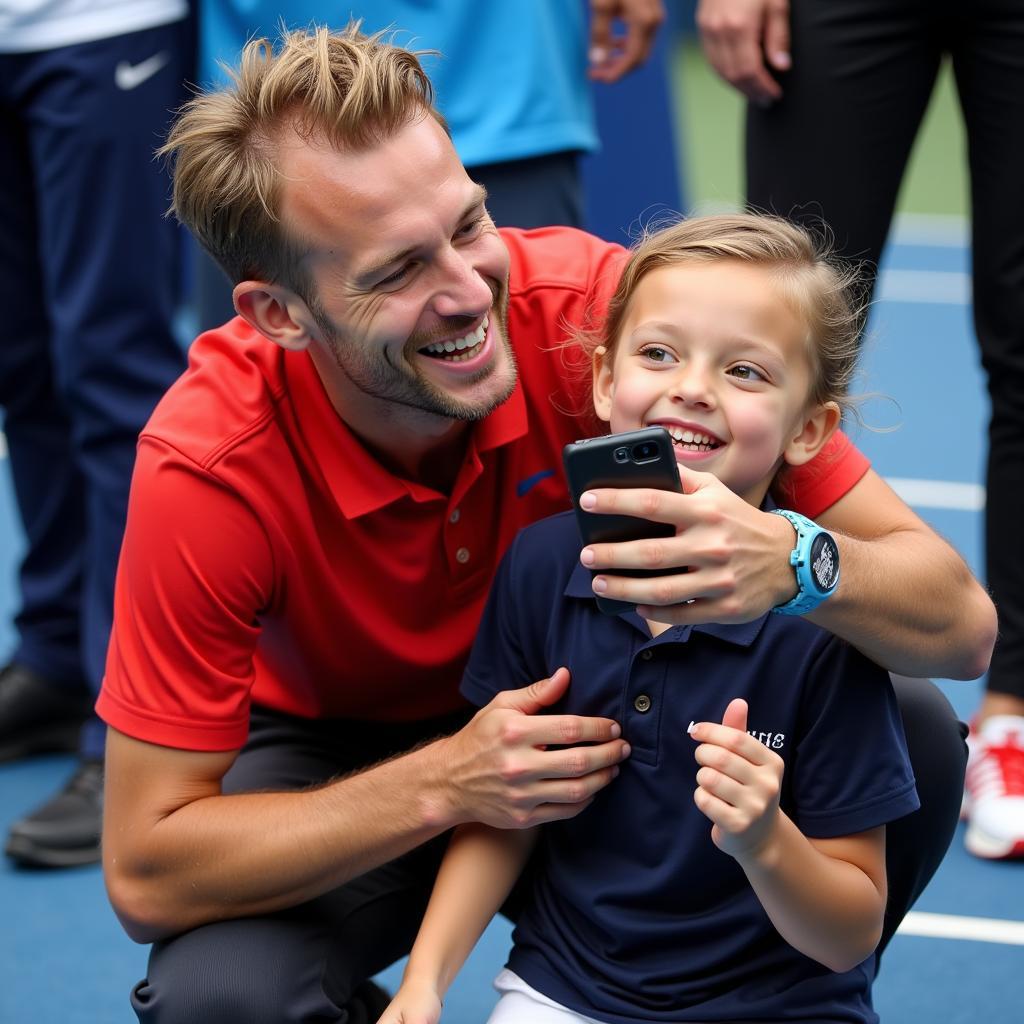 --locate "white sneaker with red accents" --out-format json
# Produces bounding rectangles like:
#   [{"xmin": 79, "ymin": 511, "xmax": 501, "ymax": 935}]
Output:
[{"xmin": 963, "ymin": 715, "xmax": 1024, "ymax": 860}]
